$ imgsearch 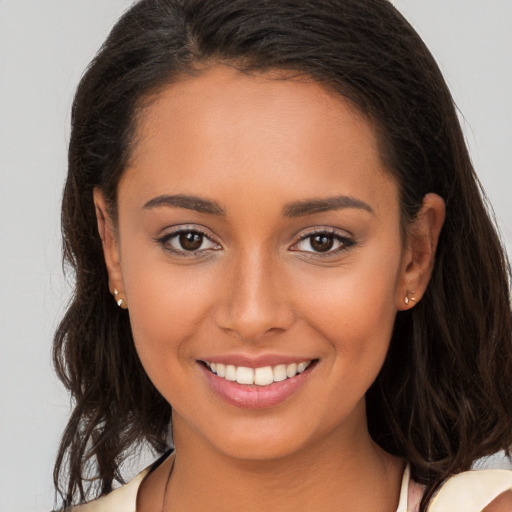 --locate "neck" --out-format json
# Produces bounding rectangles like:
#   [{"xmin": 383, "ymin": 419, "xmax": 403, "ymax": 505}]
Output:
[{"xmin": 162, "ymin": 414, "xmax": 404, "ymax": 512}]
